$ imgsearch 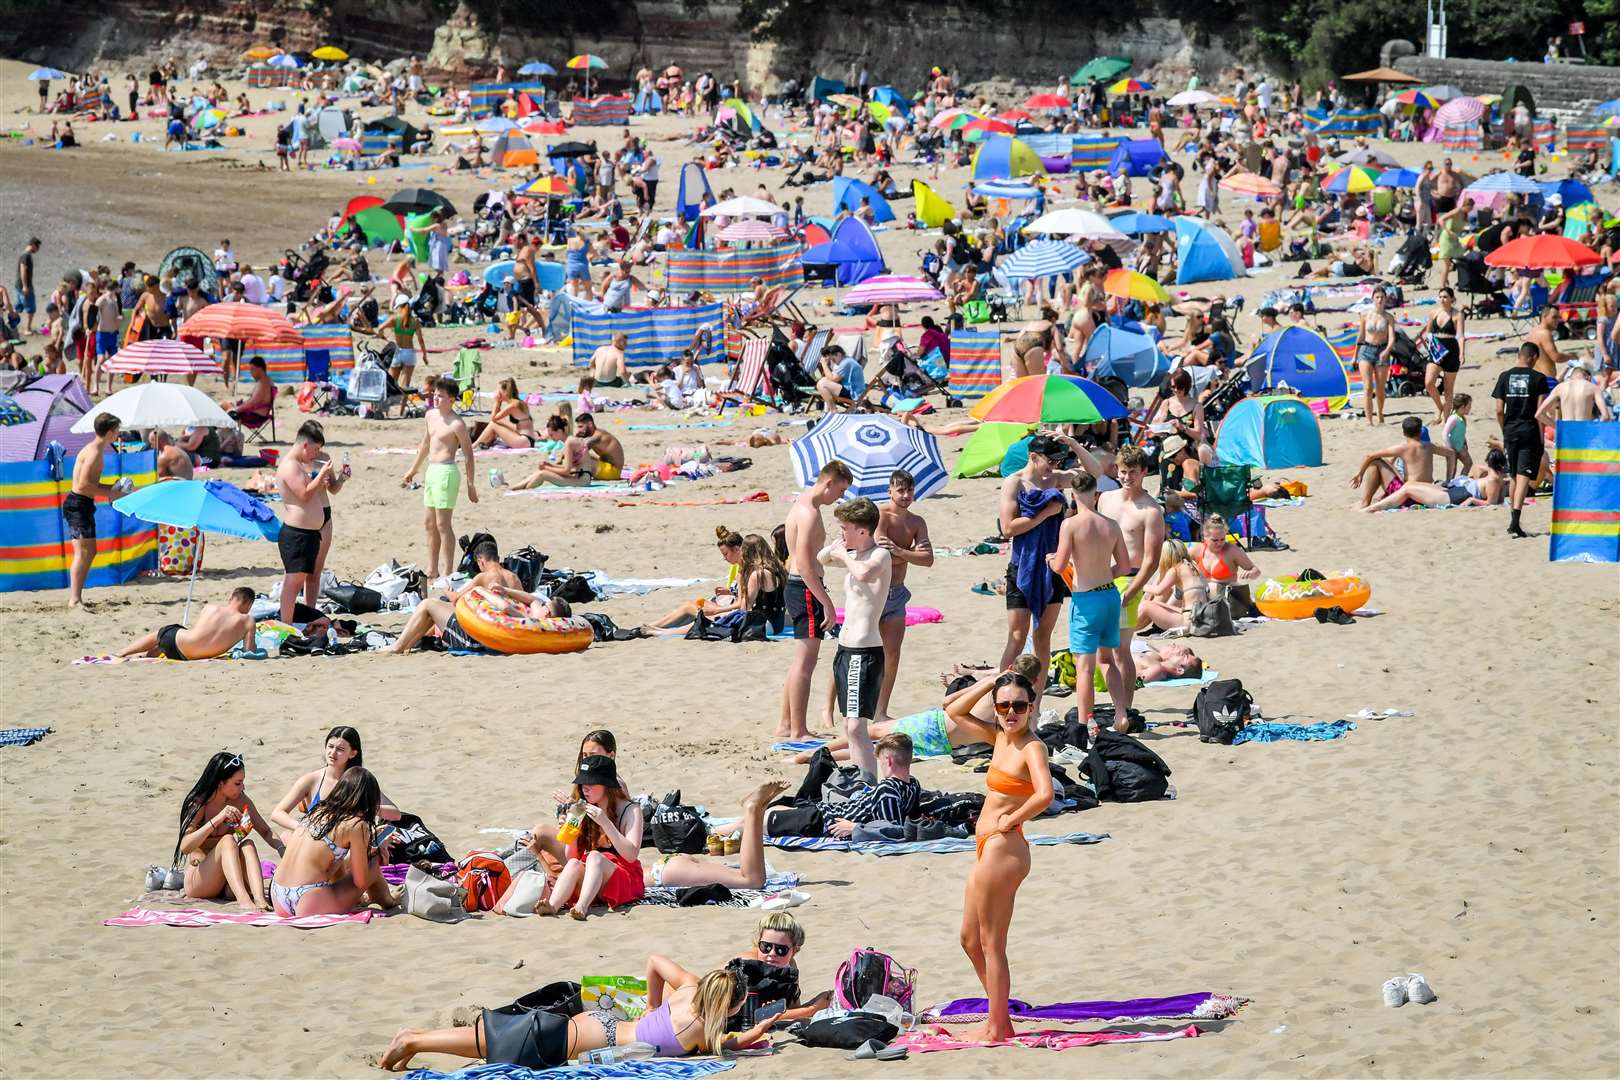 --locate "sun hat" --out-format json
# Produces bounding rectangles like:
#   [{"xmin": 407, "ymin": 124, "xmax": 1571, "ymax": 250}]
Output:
[{"xmin": 573, "ymin": 754, "xmax": 619, "ymax": 789}]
